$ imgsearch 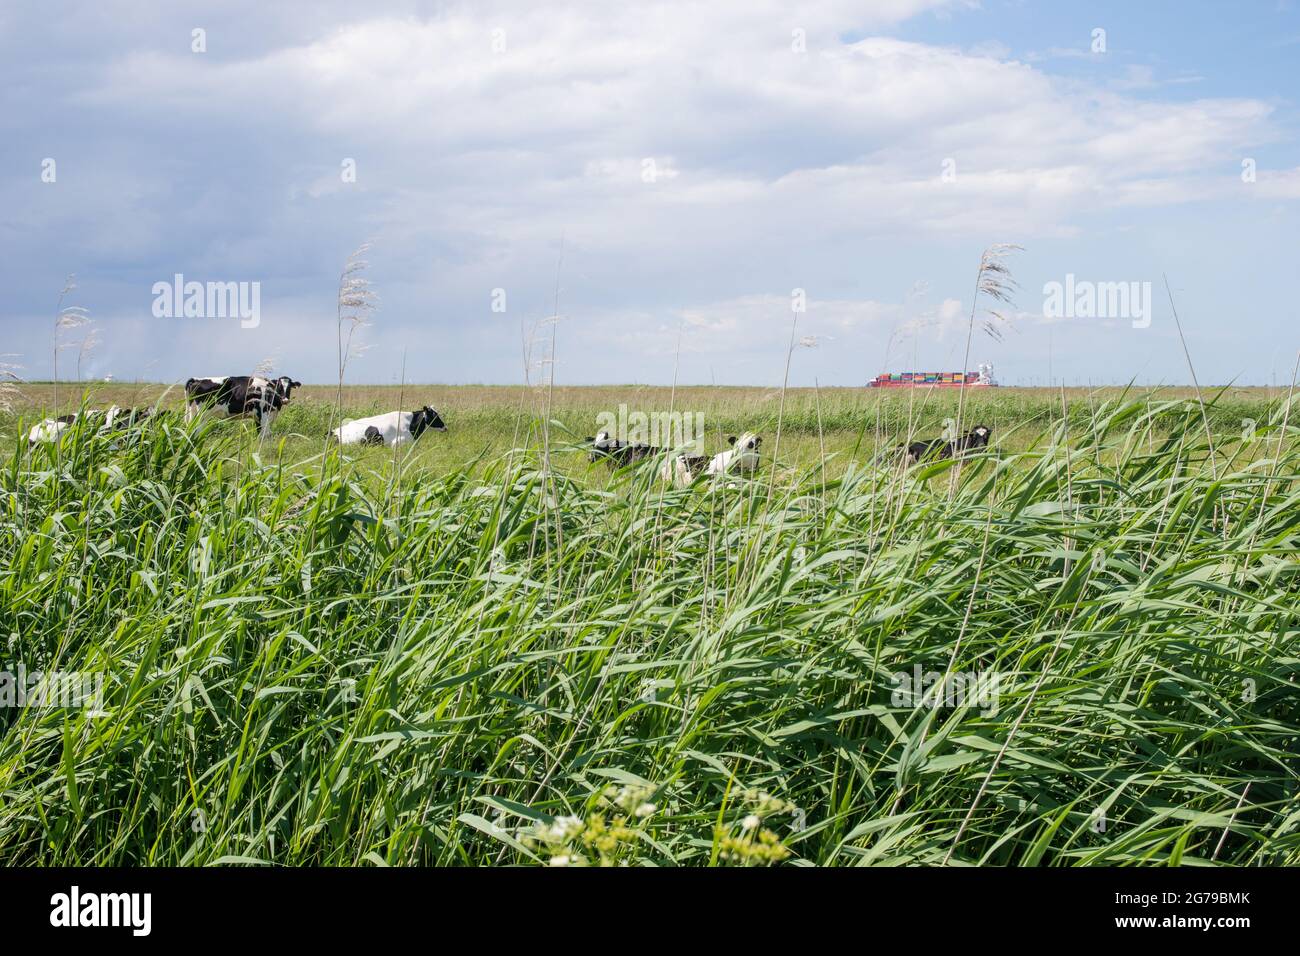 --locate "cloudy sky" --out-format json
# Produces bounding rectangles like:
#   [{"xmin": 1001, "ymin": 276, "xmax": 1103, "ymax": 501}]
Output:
[{"xmin": 2, "ymin": 0, "xmax": 1298, "ymax": 387}]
